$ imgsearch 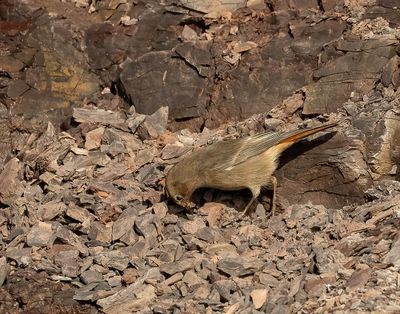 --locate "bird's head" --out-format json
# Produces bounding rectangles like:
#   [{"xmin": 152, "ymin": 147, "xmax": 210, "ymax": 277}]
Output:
[{"xmin": 165, "ymin": 164, "xmax": 197, "ymax": 209}]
